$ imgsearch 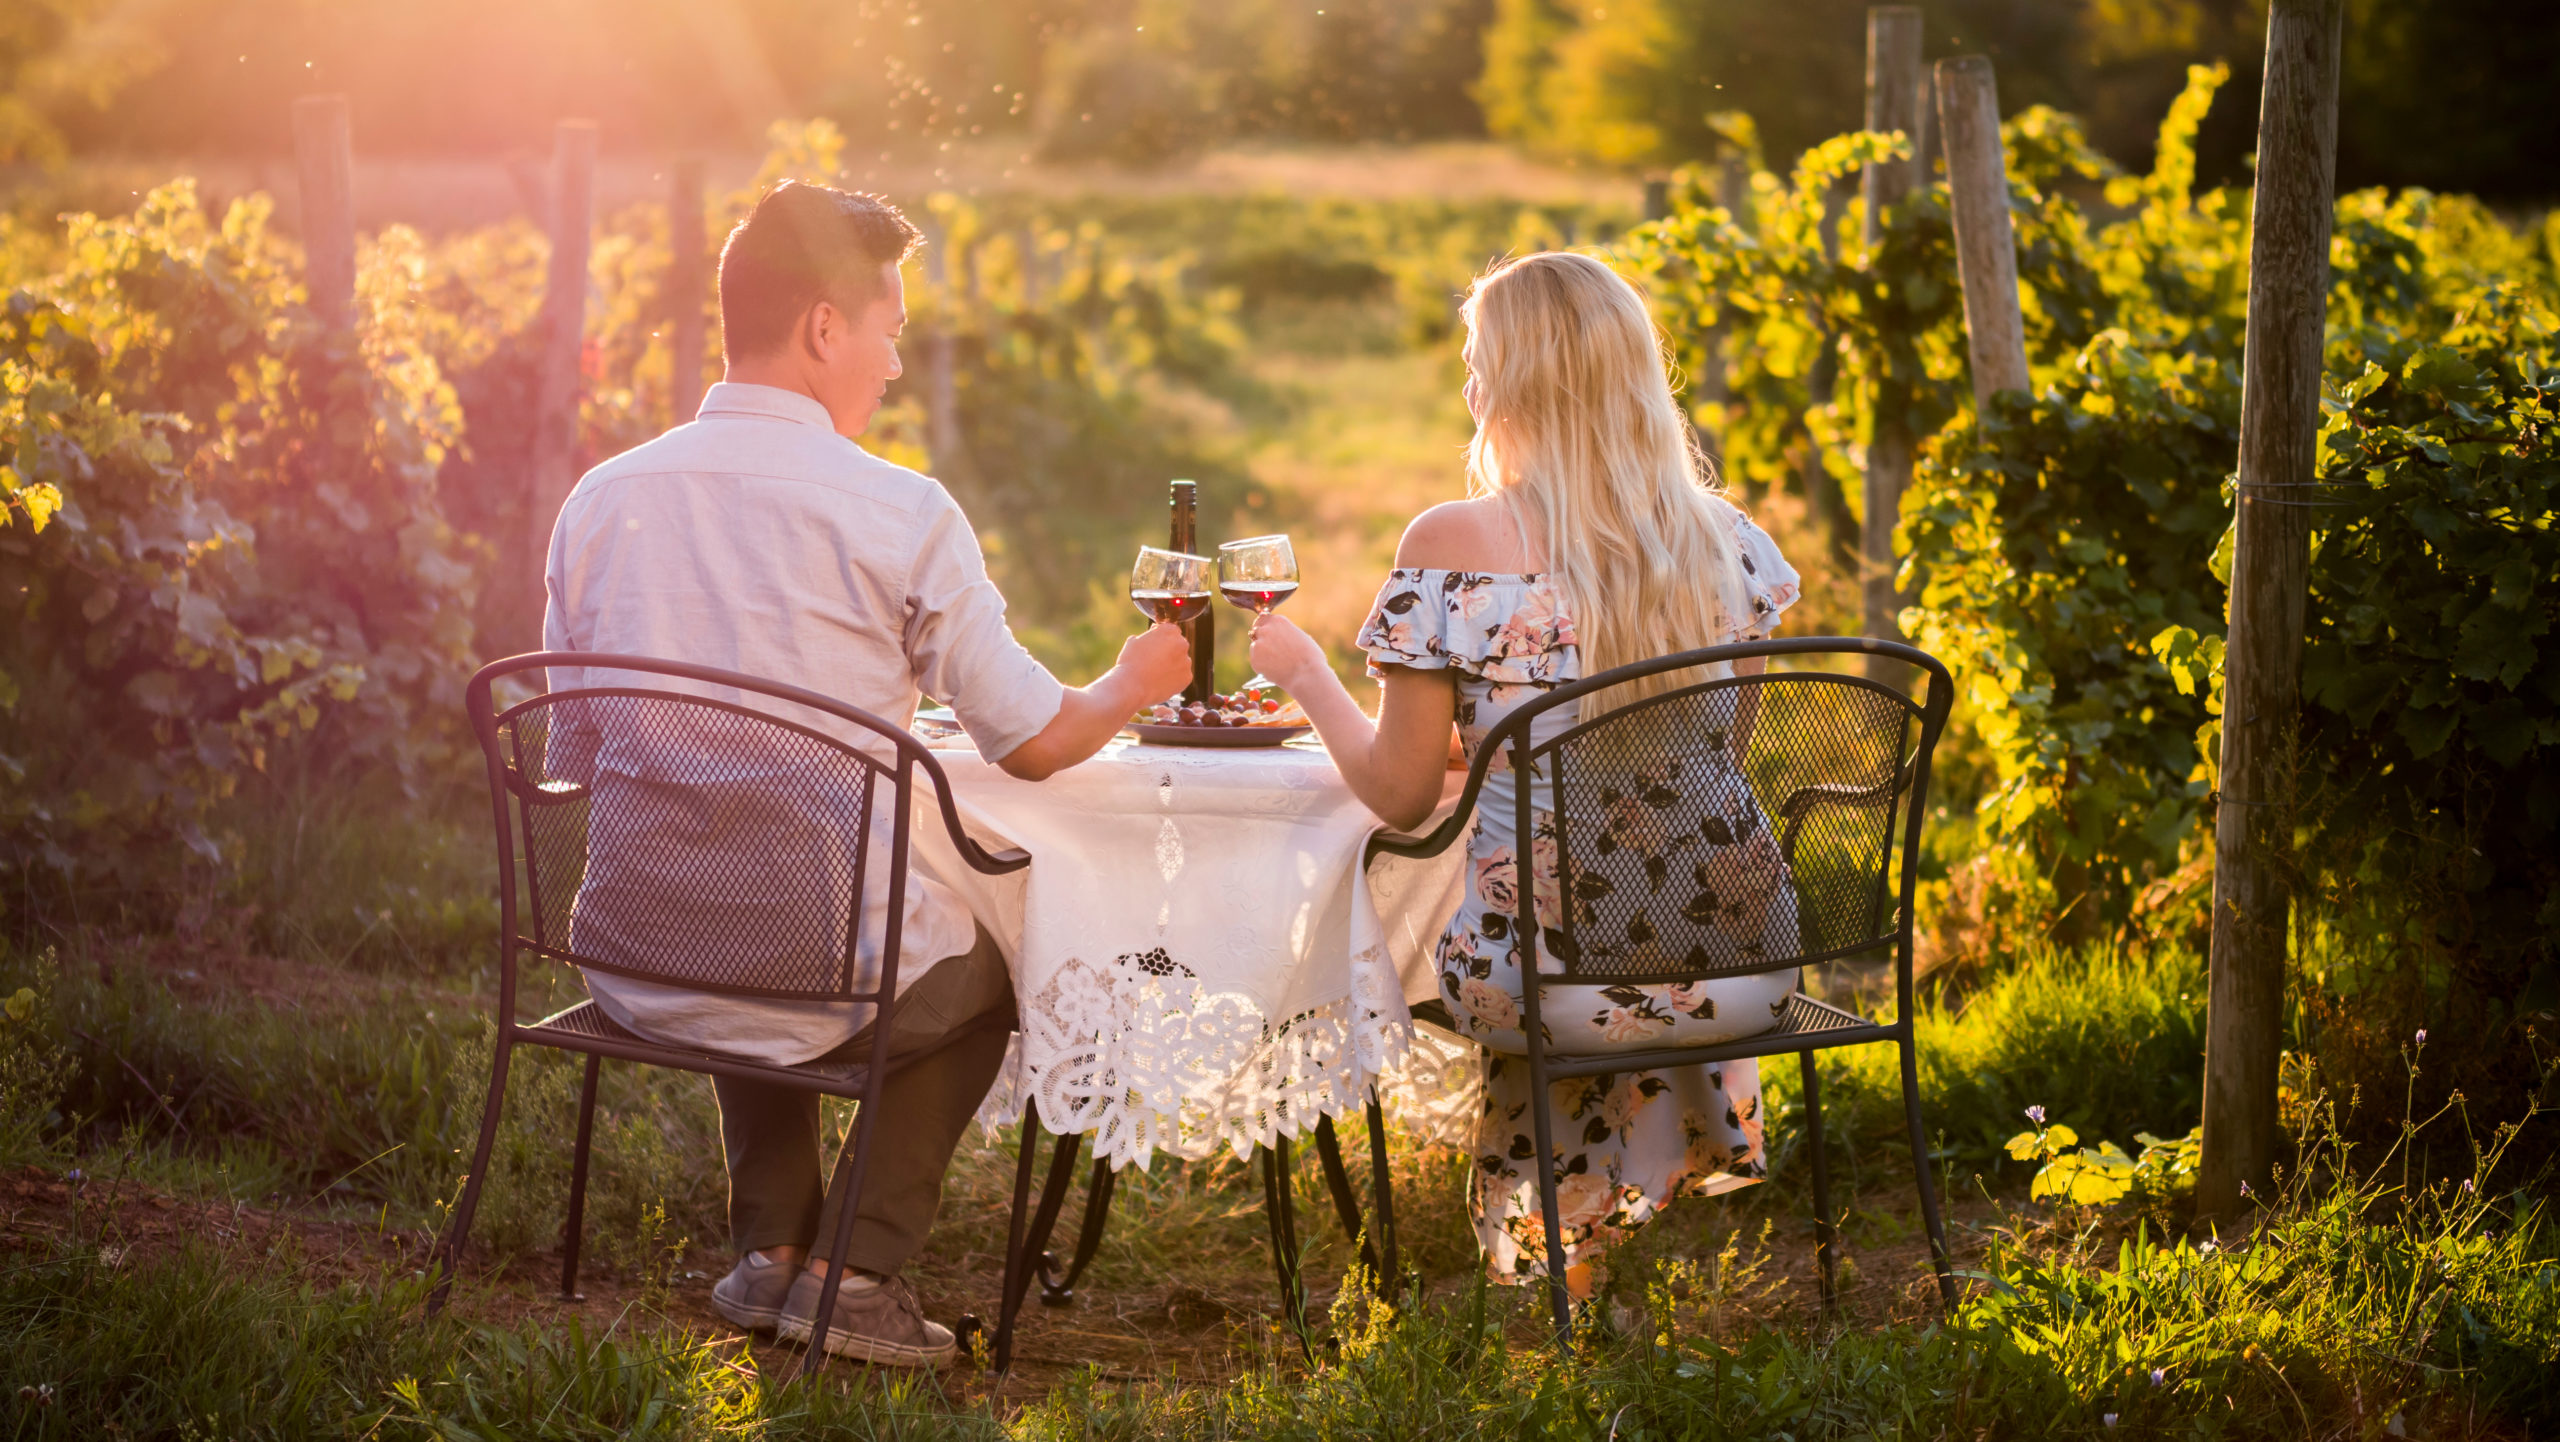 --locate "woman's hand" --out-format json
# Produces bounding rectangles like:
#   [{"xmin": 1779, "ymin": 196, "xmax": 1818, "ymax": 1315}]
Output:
[{"xmin": 1248, "ymin": 613, "xmax": 1331, "ymax": 692}]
